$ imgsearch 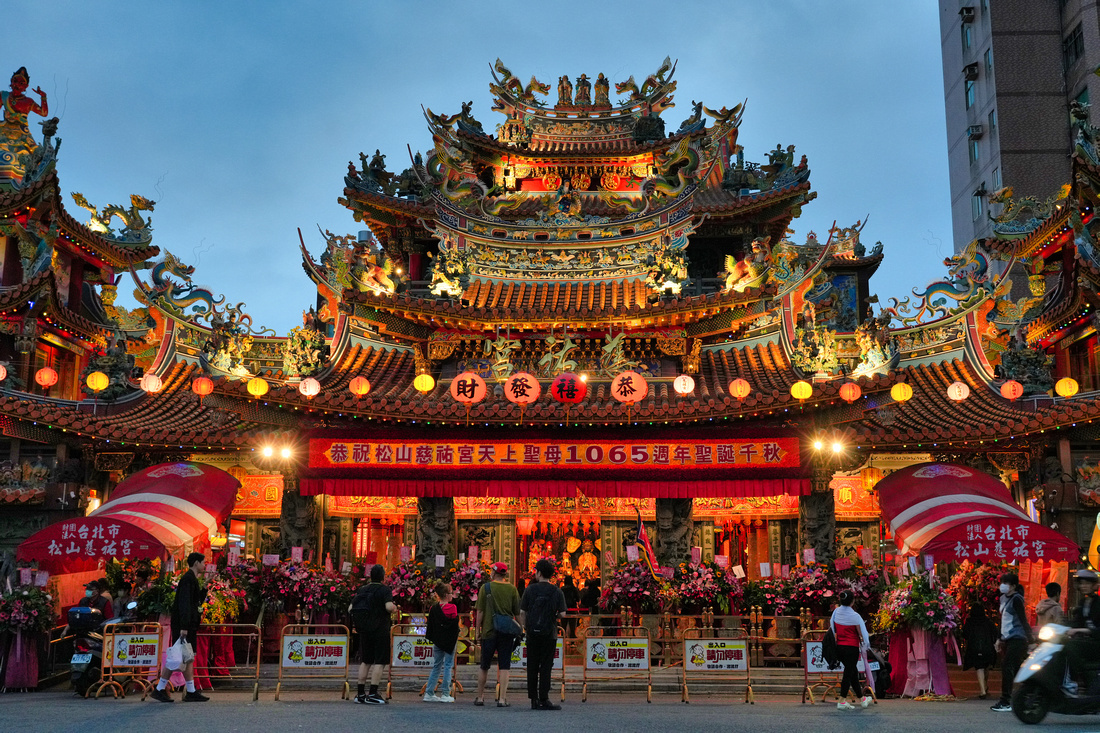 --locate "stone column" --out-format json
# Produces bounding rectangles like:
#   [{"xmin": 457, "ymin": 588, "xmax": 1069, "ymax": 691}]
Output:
[
  {"xmin": 279, "ymin": 477, "xmax": 318, "ymax": 559},
  {"xmin": 654, "ymin": 497, "xmax": 693, "ymax": 567},
  {"xmin": 414, "ymin": 497, "xmax": 455, "ymax": 566},
  {"xmin": 798, "ymin": 464, "xmax": 836, "ymax": 563}
]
